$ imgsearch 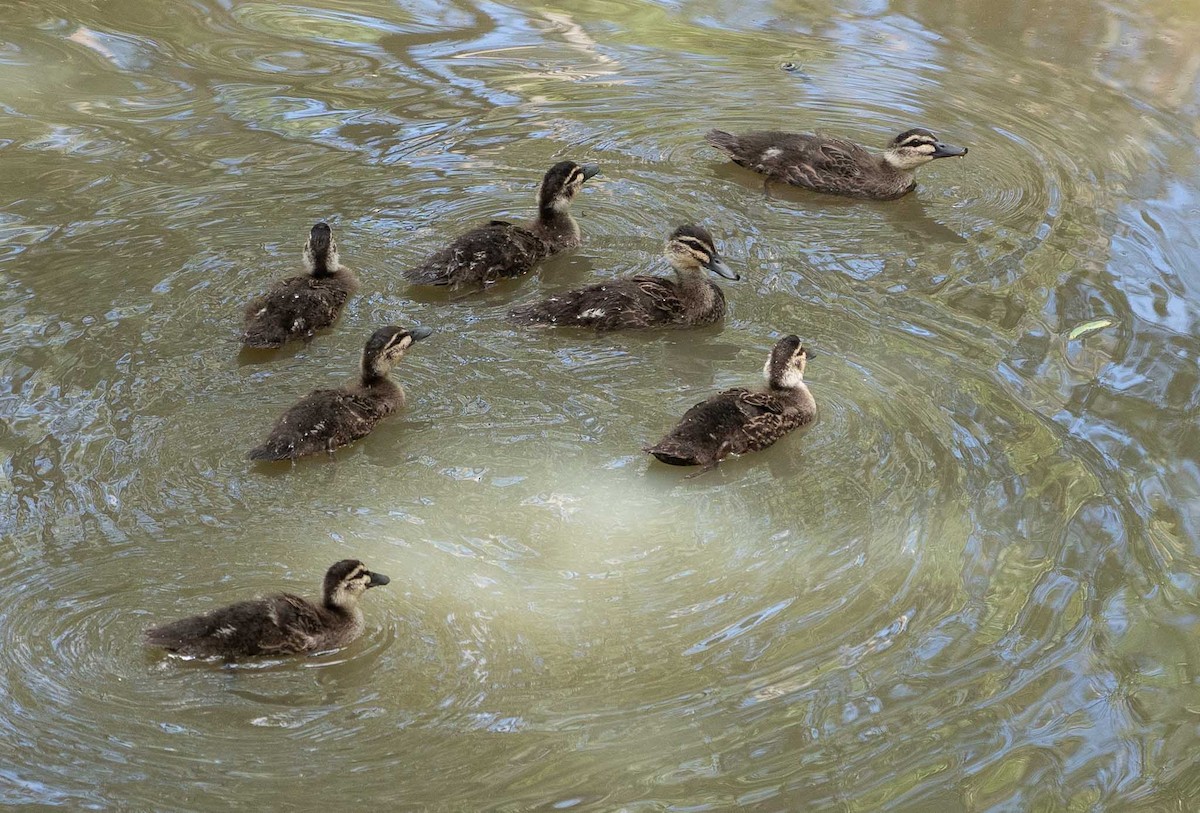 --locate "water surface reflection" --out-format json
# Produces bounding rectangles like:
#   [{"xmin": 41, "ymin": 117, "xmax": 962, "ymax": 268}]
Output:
[{"xmin": 1, "ymin": 0, "xmax": 1198, "ymax": 809}]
